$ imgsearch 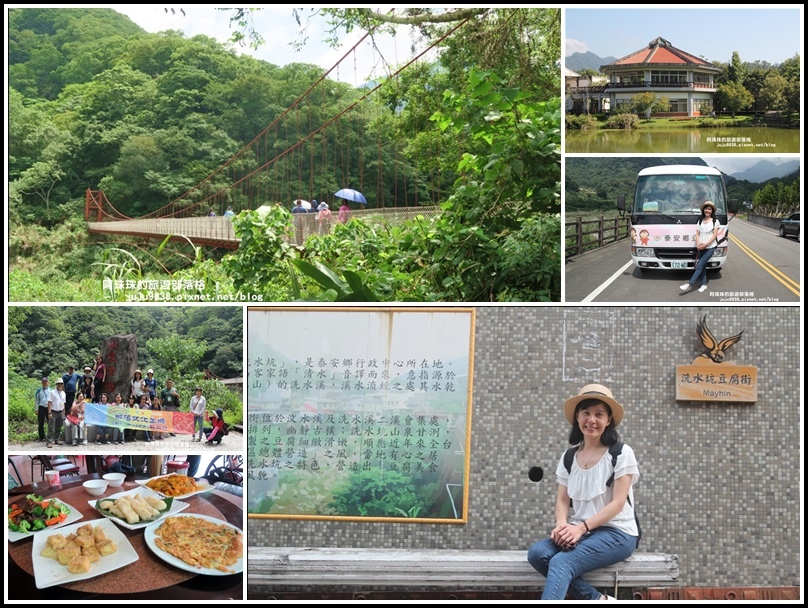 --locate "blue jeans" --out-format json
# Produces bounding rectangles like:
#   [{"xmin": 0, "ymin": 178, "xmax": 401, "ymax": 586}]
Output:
[
  {"xmin": 194, "ymin": 415, "xmax": 205, "ymax": 437},
  {"xmin": 527, "ymin": 527, "xmax": 636, "ymax": 600},
  {"xmin": 688, "ymin": 247, "xmax": 715, "ymax": 287}
]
